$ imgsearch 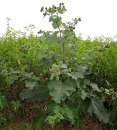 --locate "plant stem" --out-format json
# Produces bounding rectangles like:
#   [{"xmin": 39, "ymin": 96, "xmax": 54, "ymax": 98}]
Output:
[{"xmin": 56, "ymin": 22, "xmax": 65, "ymax": 63}]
